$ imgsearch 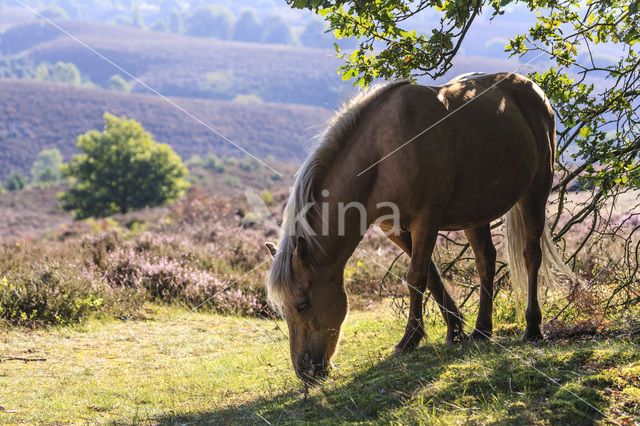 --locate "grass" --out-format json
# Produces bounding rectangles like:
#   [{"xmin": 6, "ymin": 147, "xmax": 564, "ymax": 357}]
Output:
[{"xmin": 1, "ymin": 301, "xmax": 639, "ymax": 424}]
